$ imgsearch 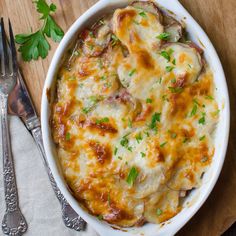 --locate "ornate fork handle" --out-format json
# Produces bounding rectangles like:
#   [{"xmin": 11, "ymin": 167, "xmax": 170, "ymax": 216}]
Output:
[
  {"xmin": 1, "ymin": 95, "xmax": 27, "ymax": 236},
  {"xmin": 31, "ymin": 125, "xmax": 86, "ymax": 231}
]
